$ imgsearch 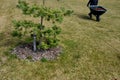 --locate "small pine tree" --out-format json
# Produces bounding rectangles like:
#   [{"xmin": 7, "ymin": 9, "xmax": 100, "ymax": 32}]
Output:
[{"xmin": 12, "ymin": 0, "xmax": 73, "ymax": 51}]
